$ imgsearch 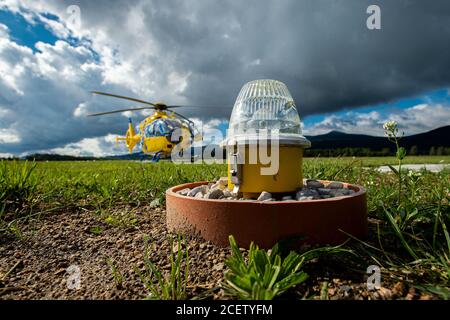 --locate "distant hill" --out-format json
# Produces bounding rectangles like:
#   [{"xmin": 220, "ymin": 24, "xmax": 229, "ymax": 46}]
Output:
[
  {"xmin": 23, "ymin": 154, "xmax": 97, "ymax": 161},
  {"xmin": 20, "ymin": 152, "xmax": 149, "ymax": 161},
  {"xmin": 305, "ymin": 125, "xmax": 449, "ymax": 152},
  {"xmin": 8, "ymin": 126, "xmax": 449, "ymax": 161},
  {"xmin": 304, "ymin": 125, "xmax": 450, "ymax": 156}
]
